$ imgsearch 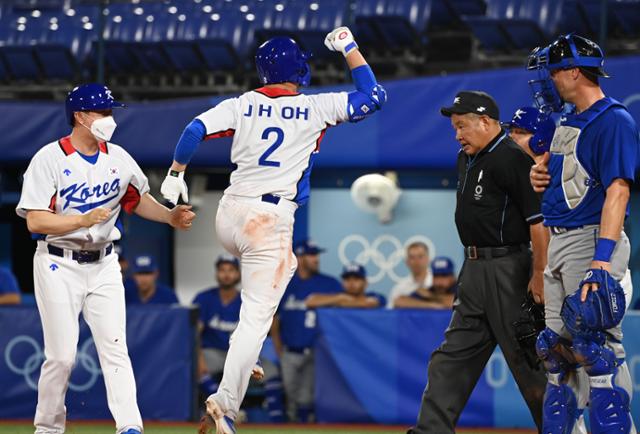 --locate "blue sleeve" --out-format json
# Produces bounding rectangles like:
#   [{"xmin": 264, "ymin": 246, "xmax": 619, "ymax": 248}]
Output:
[
  {"xmin": 0, "ymin": 267, "xmax": 19, "ymax": 295},
  {"xmin": 351, "ymin": 65, "xmax": 377, "ymax": 94},
  {"xmin": 598, "ymin": 109, "xmax": 640, "ymax": 188},
  {"xmin": 173, "ymin": 119, "xmax": 207, "ymax": 165},
  {"xmin": 346, "ymin": 64, "xmax": 387, "ymax": 123}
]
